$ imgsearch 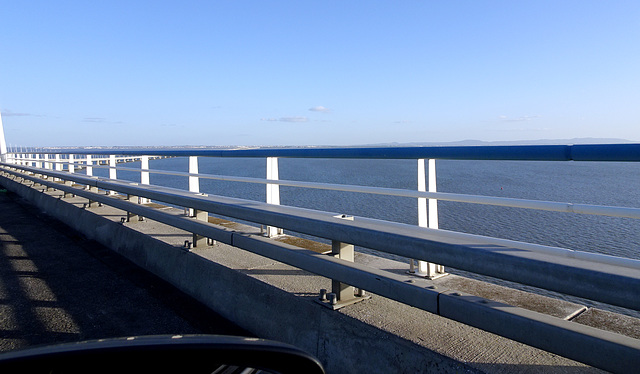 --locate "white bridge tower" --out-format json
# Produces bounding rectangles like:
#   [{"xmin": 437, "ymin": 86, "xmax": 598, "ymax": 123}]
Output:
[{"xmin": 0, "ymin": 111, "xmax": 7, "ymax": 163}]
